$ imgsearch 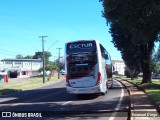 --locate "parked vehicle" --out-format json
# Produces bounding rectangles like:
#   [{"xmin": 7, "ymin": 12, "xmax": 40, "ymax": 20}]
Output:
[{"xmin": 60, "ymin": 69, "xmax": 66, "ymax": 75}]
